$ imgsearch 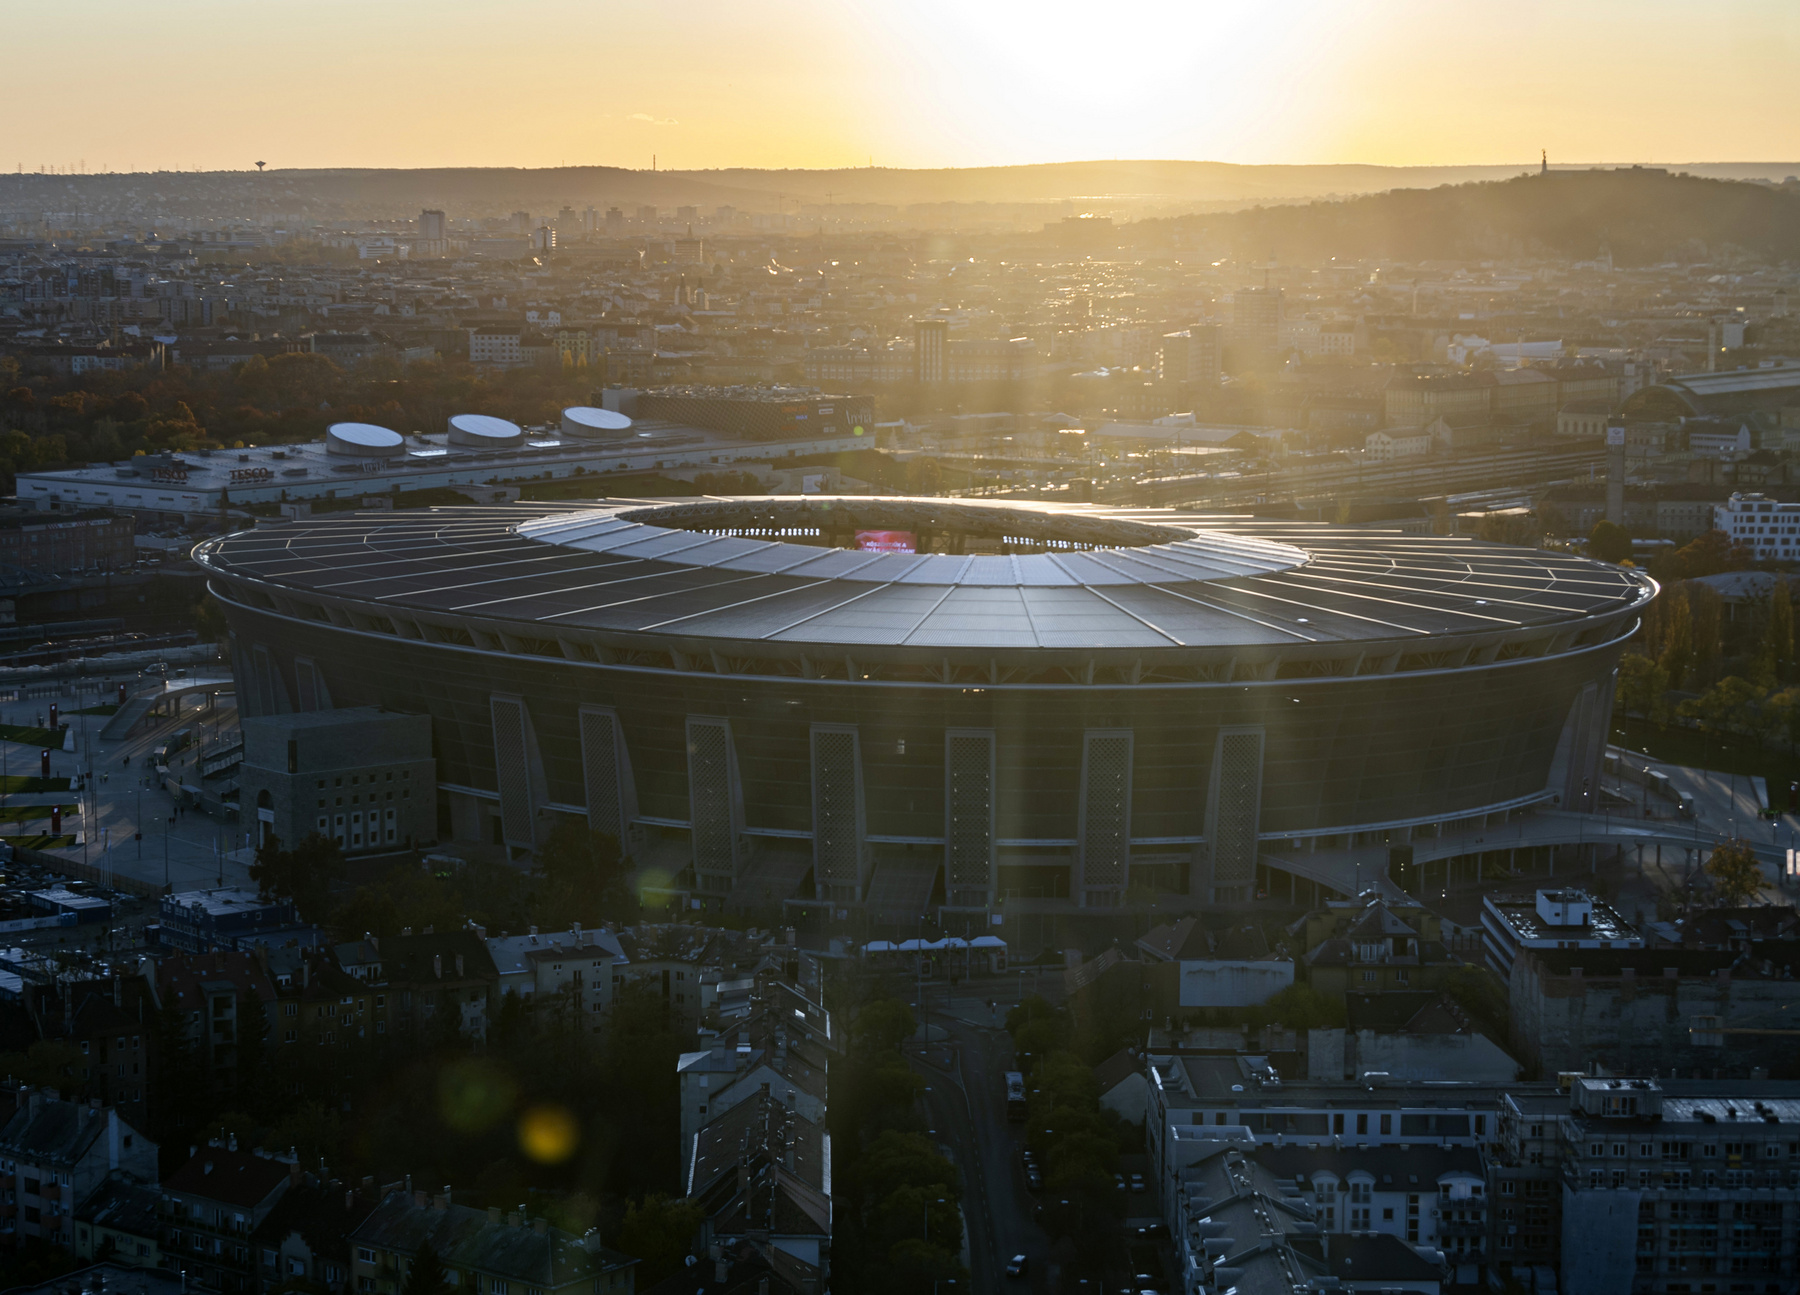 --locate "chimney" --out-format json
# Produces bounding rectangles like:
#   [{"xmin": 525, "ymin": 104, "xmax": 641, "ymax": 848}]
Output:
[
  {"xmin": 434, "ymin": 955, "xmax": 443, "ymax": 980},
  {"xmin": 532, "ymin": 1218, "xmax": 548, "ymax": 1234},
  {"xmin": 443, "ymin": 1186, "xmax": 452, "ymax": 1206},
  {"xmin": 506, "ymin": 1212, "xmax": 522, "ymax": 1228},
  {"xmin": 487, "ymin": 1206, "xmax": 502, "ymax": 1224},
  {"xmin": 455, "ymin": 954, "xmax": 464, "ymax": 978}
]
